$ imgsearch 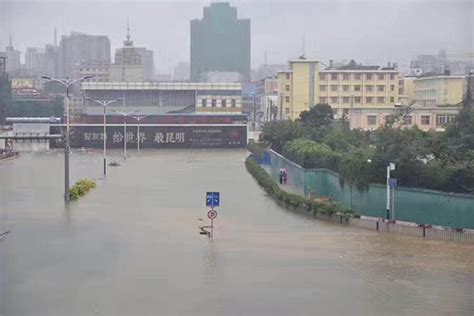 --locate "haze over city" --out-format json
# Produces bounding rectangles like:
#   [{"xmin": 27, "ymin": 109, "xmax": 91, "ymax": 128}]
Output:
[
  {"xmin": 1, "ymin": 0, "xmax": 472, "ymax": 72},
  {"xmin": 1, "ymin": 1, "xmax": 474, "ymax": 315}
]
